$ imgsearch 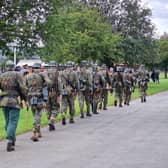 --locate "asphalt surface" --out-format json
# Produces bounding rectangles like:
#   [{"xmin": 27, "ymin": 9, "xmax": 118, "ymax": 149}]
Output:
[{"xmin": 0, "ymin": 92, "xmax": 168, "ymax": 168}]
